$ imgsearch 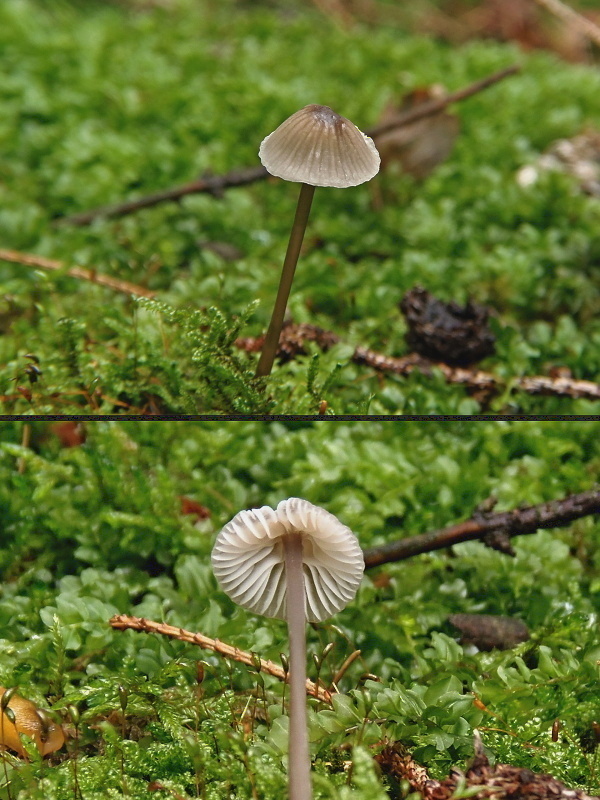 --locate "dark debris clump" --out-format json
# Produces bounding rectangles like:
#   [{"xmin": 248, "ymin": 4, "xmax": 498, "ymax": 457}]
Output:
[{"xmin": 400, "ymin": 286, "xmax": 496, "ymax": 366}]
